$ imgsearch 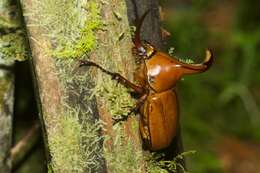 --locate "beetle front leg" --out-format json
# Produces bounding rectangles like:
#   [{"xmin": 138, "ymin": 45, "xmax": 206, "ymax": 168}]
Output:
[{"xmin": 79, "ymin": 60, "xmax": 144, "ymax": 95}]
